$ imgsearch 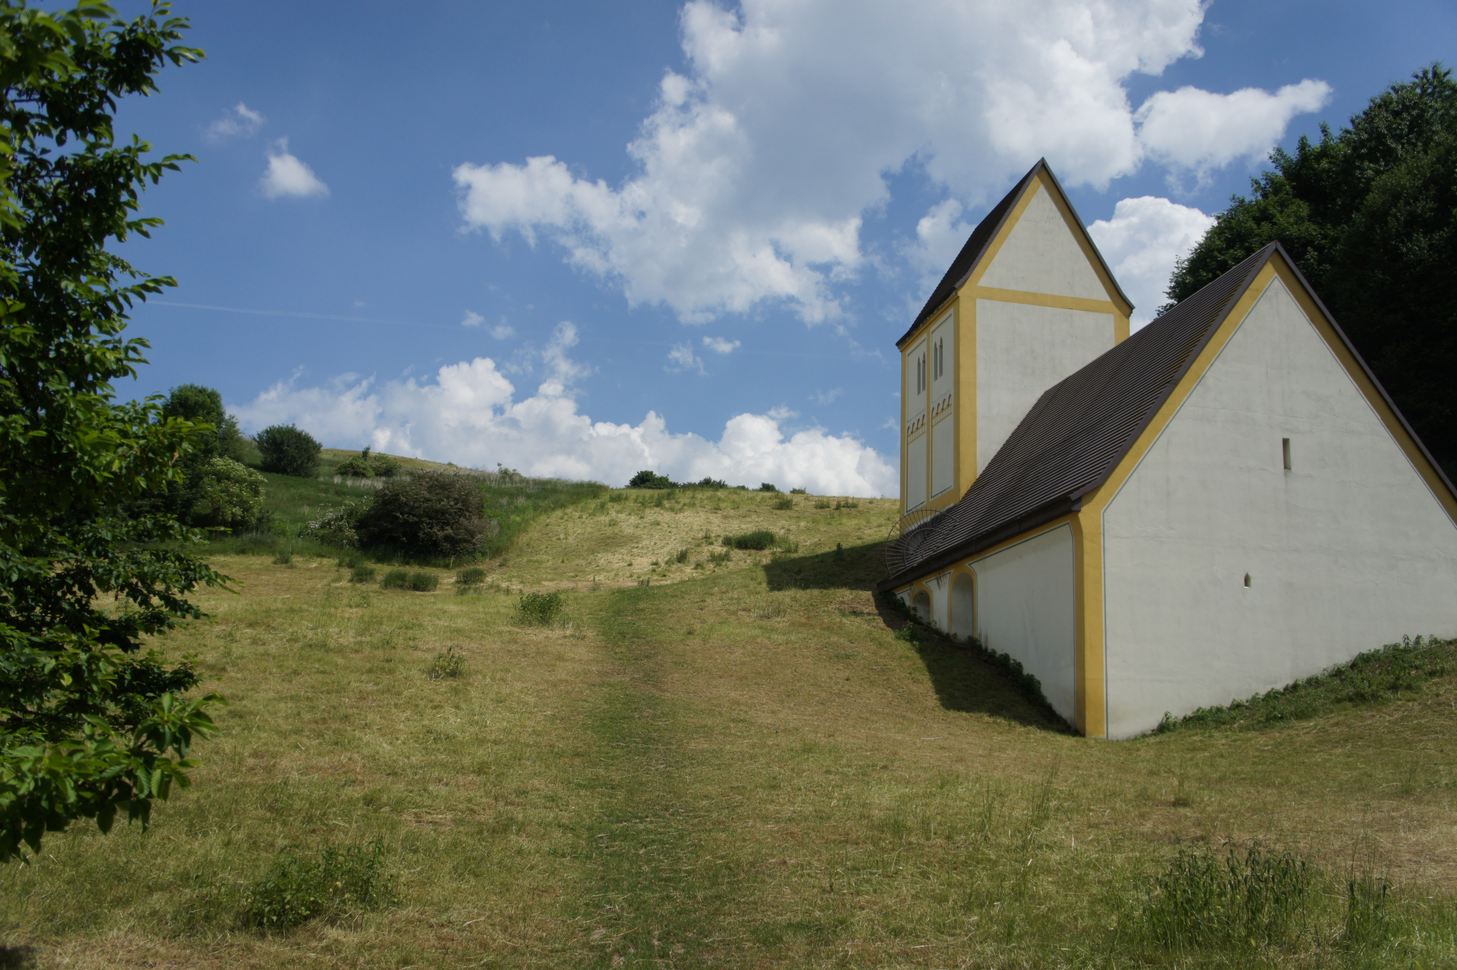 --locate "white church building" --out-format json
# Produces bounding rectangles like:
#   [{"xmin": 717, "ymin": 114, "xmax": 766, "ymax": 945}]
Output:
[{"xmin": 881, "ymin": 159, "xmax": 1457, "ymax": 739}]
